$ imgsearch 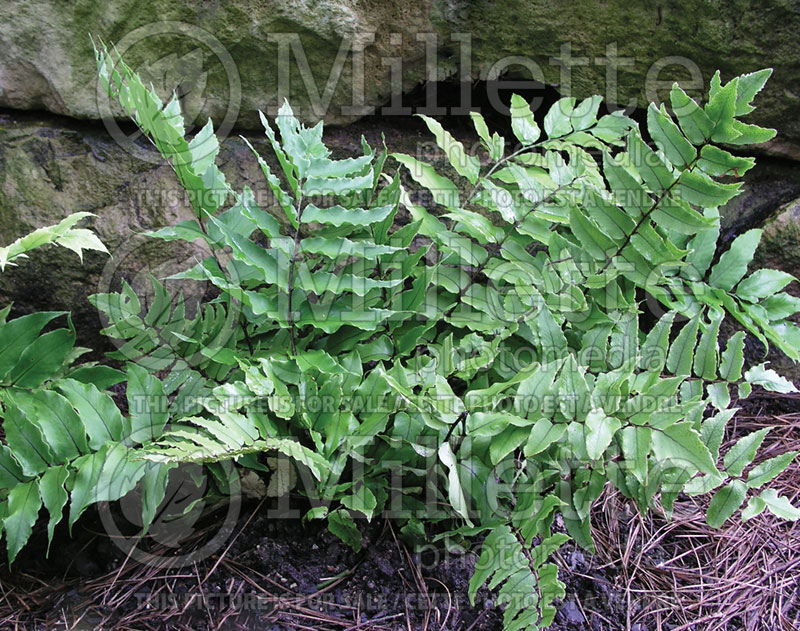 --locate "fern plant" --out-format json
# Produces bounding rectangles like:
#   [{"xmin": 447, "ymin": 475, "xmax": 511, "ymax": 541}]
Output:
[{"xmin": 83, "ymin": 43, "xmax": 800, "ymax": 631}]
